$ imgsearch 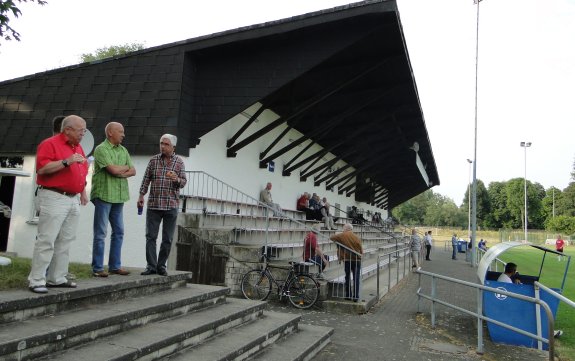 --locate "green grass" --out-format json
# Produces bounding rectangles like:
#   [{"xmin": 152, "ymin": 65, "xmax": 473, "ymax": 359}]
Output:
[
  {"xmin": 499, "ymin": 247, "xmax": 575, "ymax": 360},
  {"xmin": 0, "ymin": 256, "xmax": 93, "ymax": 290}
]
